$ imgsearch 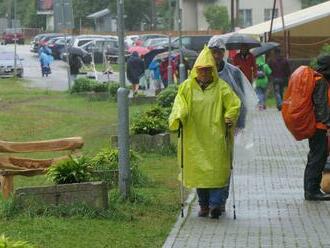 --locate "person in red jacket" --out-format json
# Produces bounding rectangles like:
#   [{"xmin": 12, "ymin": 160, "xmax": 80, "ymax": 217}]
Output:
[
  {"xmin": 160, "ymin": 58, "xmax": 176, "ymax": 88},
  {"xmin": 233, "ymin": 45, "xmax": 257, "ymax": 84}
]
